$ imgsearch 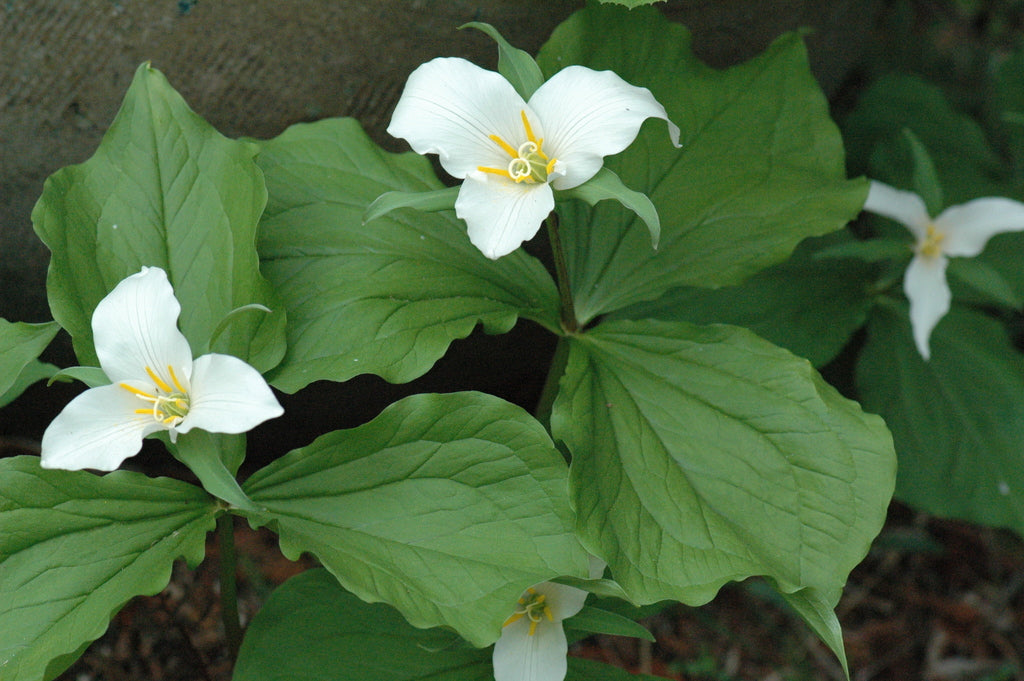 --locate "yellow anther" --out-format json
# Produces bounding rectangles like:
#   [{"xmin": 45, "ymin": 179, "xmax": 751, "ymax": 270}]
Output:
[
  {"xmin": 528, "ymin": 620, "xmax": 538, "ymax": 636},
  {"xmin": 121, "ymin": 383, "xmax": 157, "ymax": 401},
  {"xmin": 478, "ymin": 166, "xmax": 514, "ymax": 180},
  {"xmin": 920, "ymin": 223, "xmax": 946, "ymax": 259},
  {"xmin": 168, "ymin": 365, "xmax": 188, "ymax": 393},
  {"xmin": 520, "ymin": 110, "xmax": 538, "ymax": 145},
  {"xmin": 489, "ymin": 134, "xmax": 519, "ymax": 158},
  {"xmin": 146, "ymin": 366, "xmax": 173, "ymax": 393}
]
